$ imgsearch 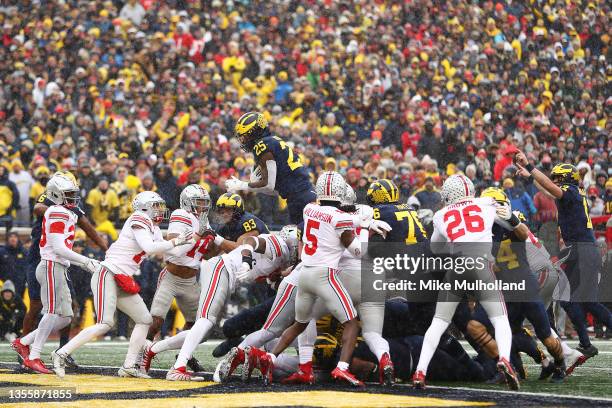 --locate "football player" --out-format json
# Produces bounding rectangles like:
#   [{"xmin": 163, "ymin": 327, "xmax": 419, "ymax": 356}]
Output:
[
  {"xmin": 146, "ymin": 231, "xmax": 295, "ymax": 381},
  {"xmin": 146, "ymin": 185, "xmax": 215, "ymax": 371},
  {"xmin": 247, "ymin": 171, "xmax": 372, "ymax": 387},
  {"xmin": 17, "ymin": 170, "xmax": 107, "ymax": 370},
  {"xmin": 225, "ymin": 112, "xmax": 315, "ymax": 224},
  {"xmin": 214, "ymin": 192, "xmax": 269, "ymax": 243},
  {"xmin": 52, "ymin": 192, "xmax": 194, "ymax": 378},
  {"xmin": 481, "ymin": 187, "xmax": 566, "ymax": 382},
  {"xmin": 514, "ymin": 153, "xmax": 612, "ymax": 361},
  {"xmin": 214, "ymin": 225, "xmax": 301, "ymax": 383},
  {"xmin": 12, "ymin": 174, "xmax": 102, "ymax": 374},
  {"xmin": 367, "ymin": 179, "xmax": 428, "ymax": 244},
  {"xmin": 412, "ymin": 174, "xmax": 521, "ymax": 390}
]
